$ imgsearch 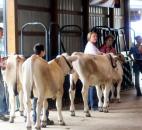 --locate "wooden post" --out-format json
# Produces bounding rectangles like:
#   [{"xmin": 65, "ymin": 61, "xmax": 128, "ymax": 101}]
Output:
[
  {"xmin": 6, "ymin": 0, "xmax": 18, "ymax": 54},
  {"xmin": 50, "ymin": 0, "xmax": 58, "ymax": 59},
  {"xmin": 82, "ymin": 0, "xmax": 89, "ymax": 45},
  {"xmin": 109, "ymin": 8, "xmax": 114, "ymax": 28},
  {"xmin": 124, "ymin": 0, "xmax": 130, "ymax": 49}
]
